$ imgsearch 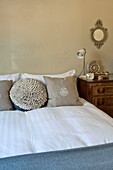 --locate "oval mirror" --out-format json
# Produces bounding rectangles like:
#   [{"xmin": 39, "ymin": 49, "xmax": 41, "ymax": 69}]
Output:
[
  {"xmin": 90, "ymin": 19, "xmax": 108, "ymax": 49},
  {"xmin": 93, "ymin": 29, "xmax": 104, "ymax": 41}
]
